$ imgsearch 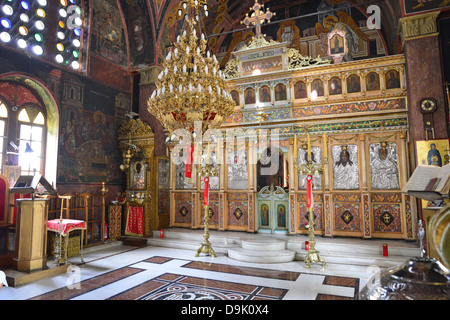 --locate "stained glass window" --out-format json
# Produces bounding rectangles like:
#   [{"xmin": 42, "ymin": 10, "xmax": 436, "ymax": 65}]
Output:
[
  {"xmin": 55, "ymin": 0, "xmax": 83, "ymax": 70},
  {"xmin": 0, "ymin": 0, "xmax": 48, "ymax": 56},
  {"xmin": 0, "ymin": 0, "xmax": 85, "ymax": 71}
]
